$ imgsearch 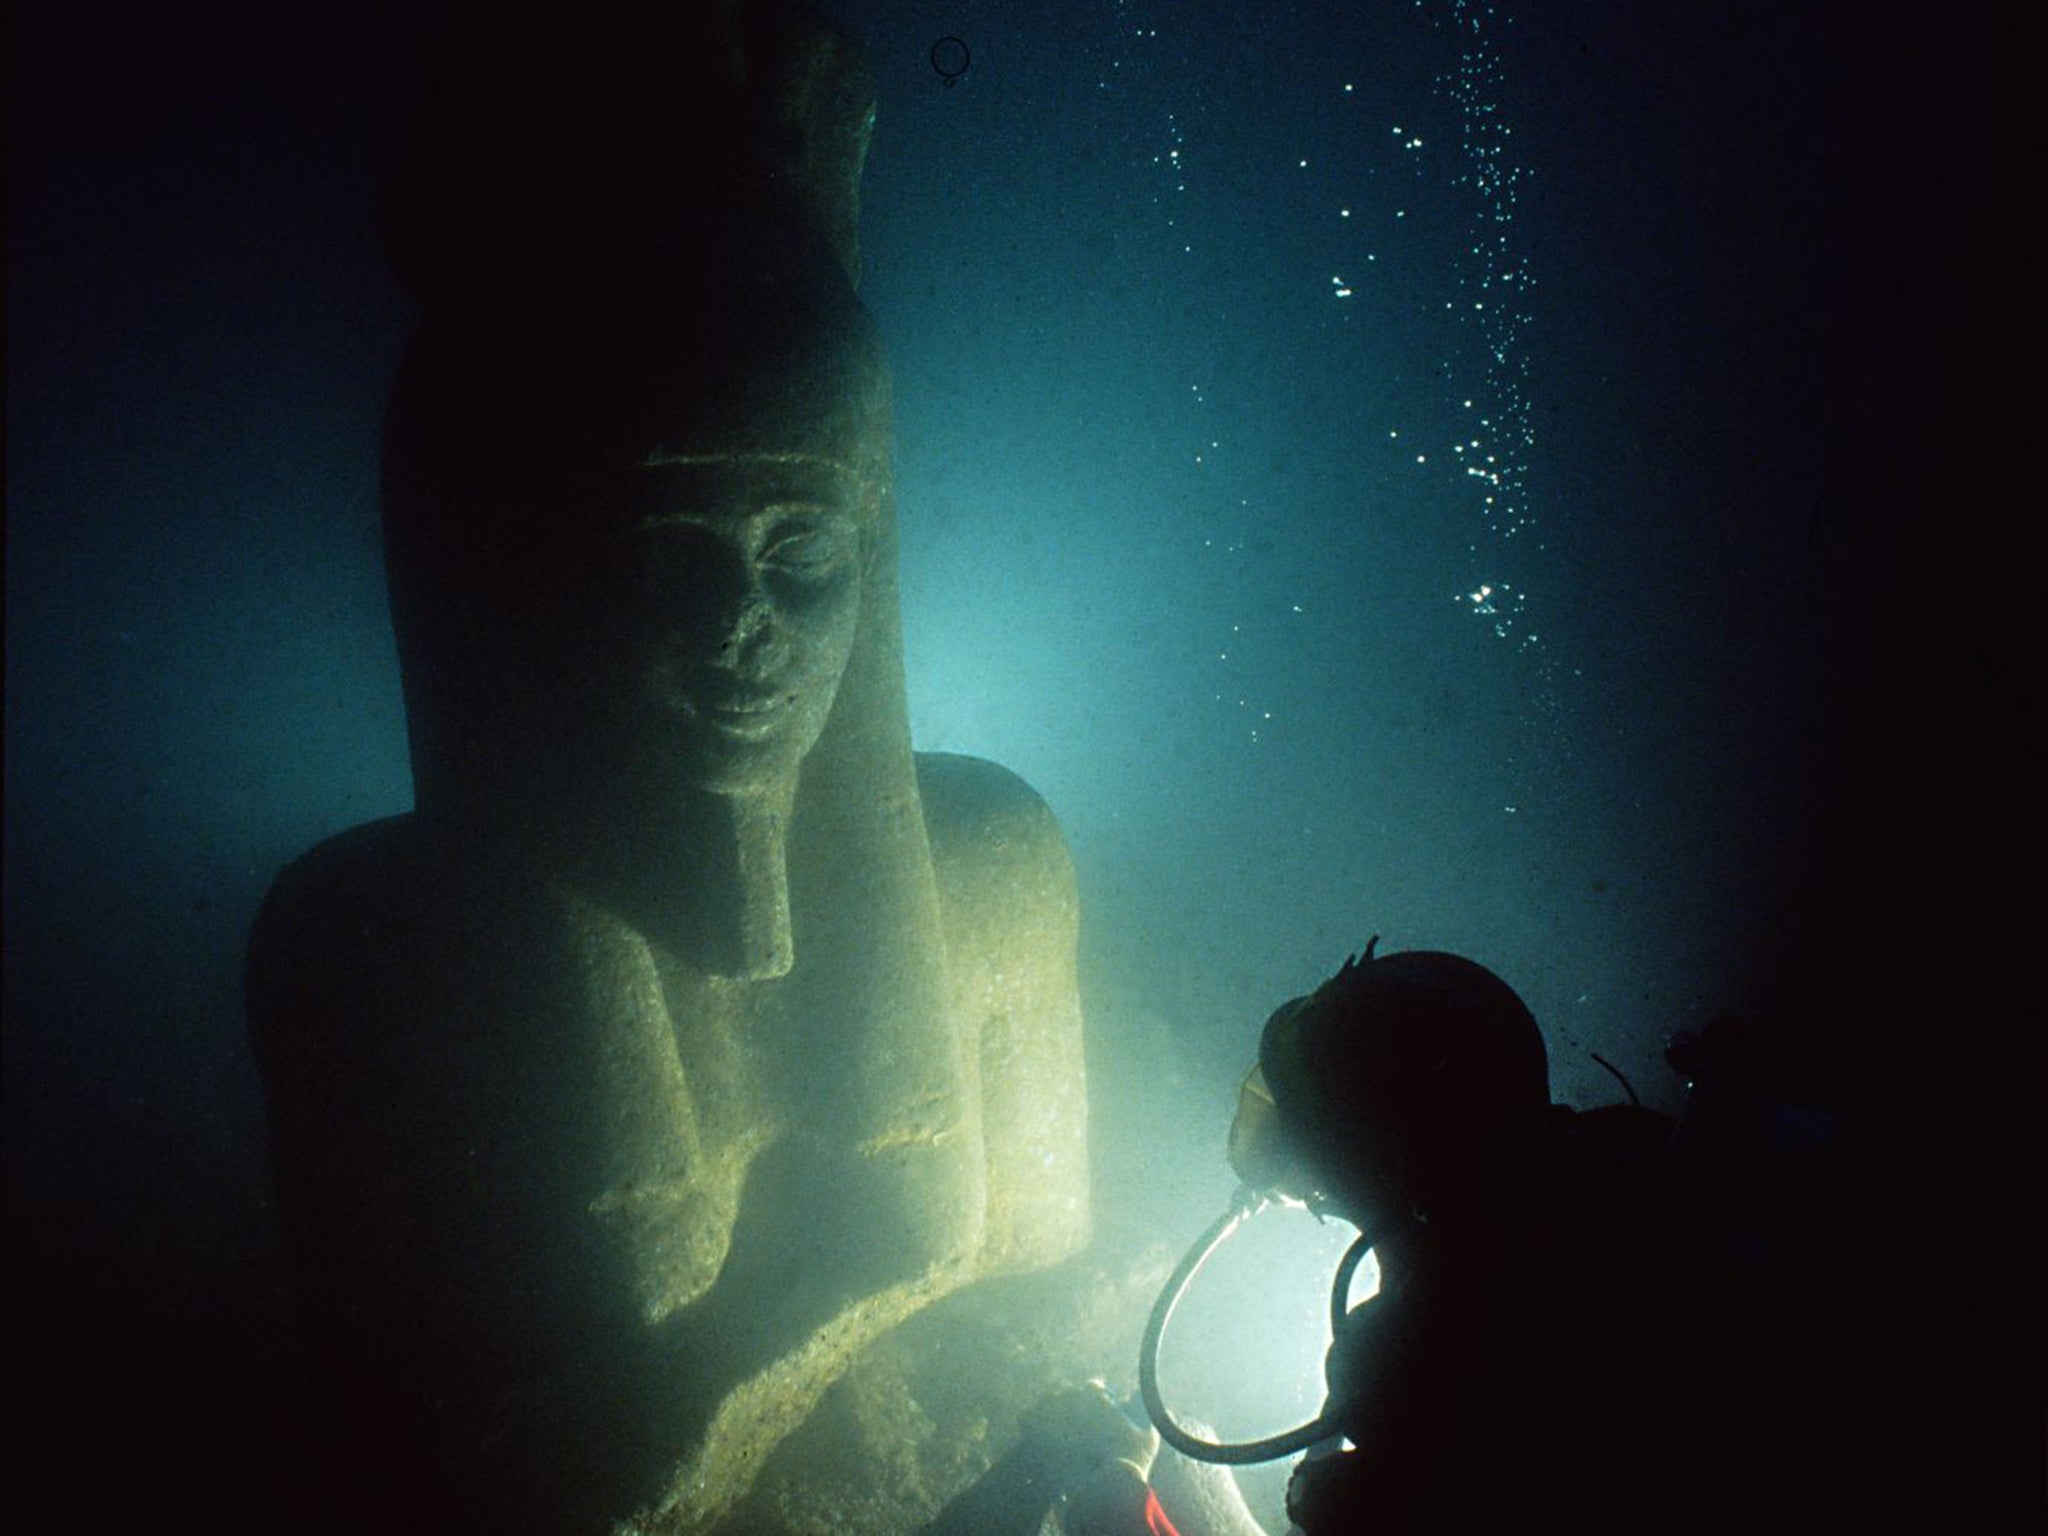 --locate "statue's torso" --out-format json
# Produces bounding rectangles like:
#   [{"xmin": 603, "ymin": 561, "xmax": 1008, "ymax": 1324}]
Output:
[{"xmin": 247, "ymin": 752, "xmax": 1087, "ymax": 1530}]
